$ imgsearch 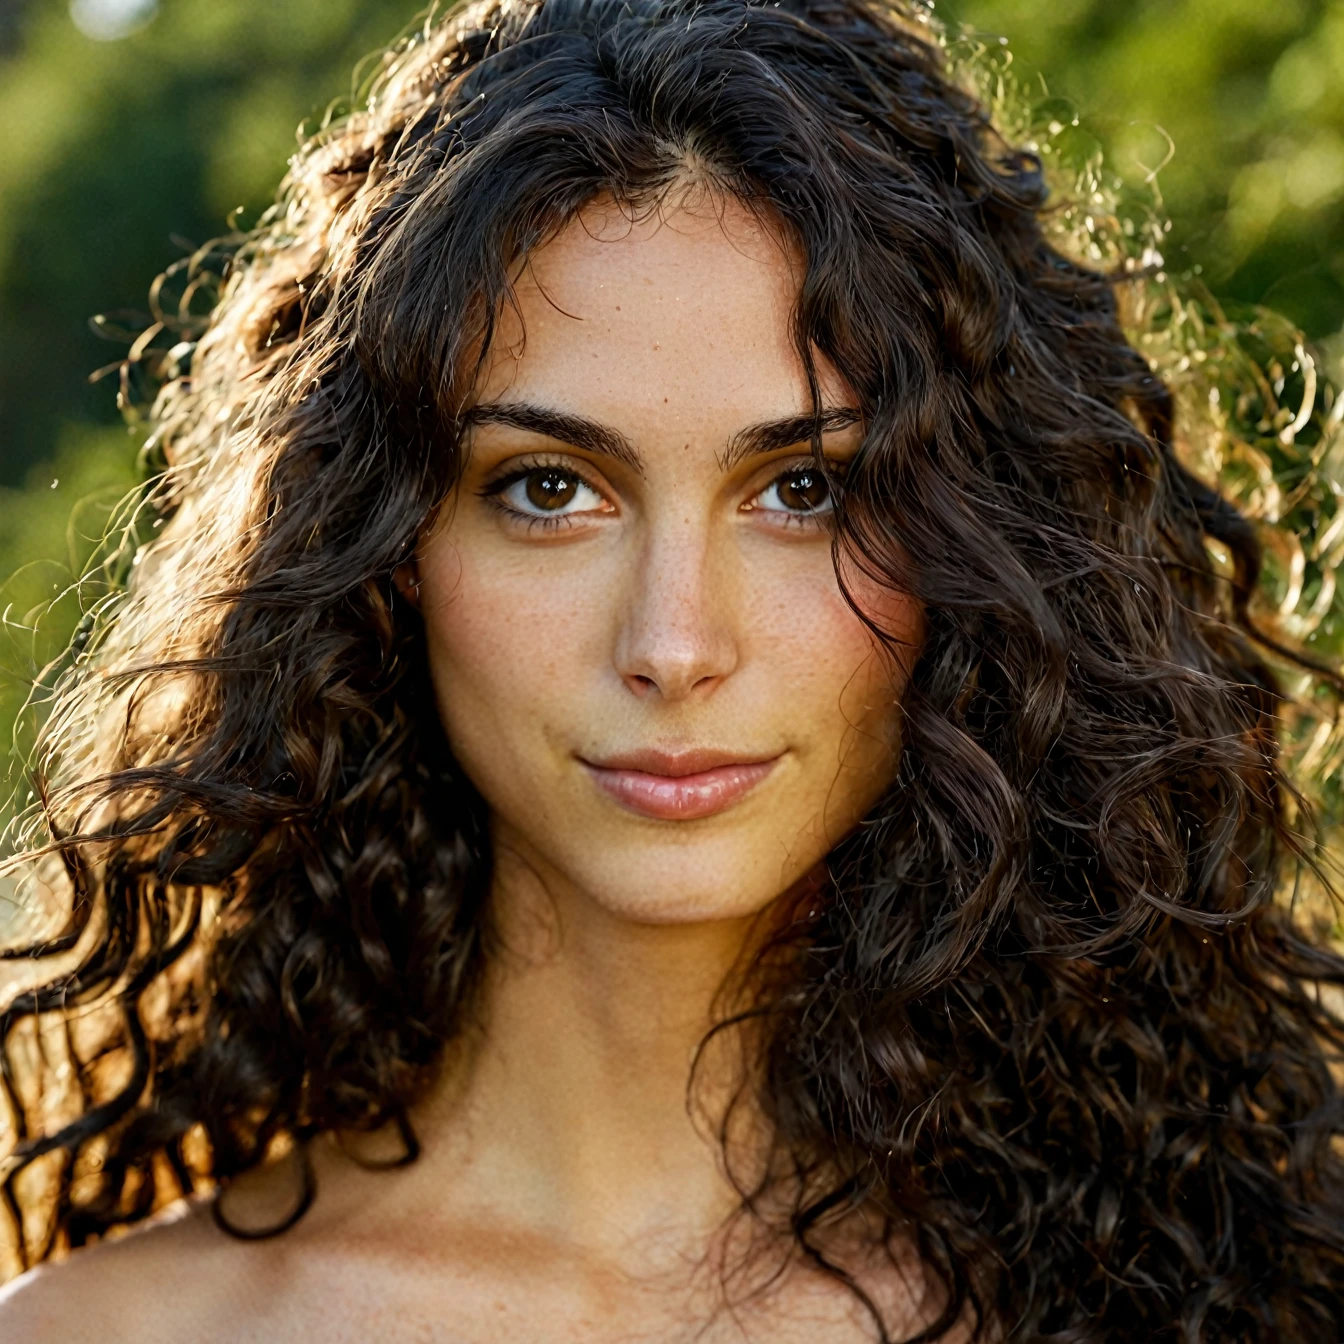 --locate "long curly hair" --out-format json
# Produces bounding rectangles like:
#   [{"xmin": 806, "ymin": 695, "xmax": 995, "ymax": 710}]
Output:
[{"xmin": 2, "ymin": 0, "xmax": 1342, "ymax": 1338}]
